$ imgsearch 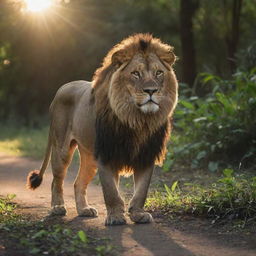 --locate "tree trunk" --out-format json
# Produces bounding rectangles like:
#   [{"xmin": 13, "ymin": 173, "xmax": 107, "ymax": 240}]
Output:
[
  {"xmin": 179, "ymin": 0, "xmax": 199, "ymax": 87},
  {"xmin": 226, "ymin": 0, "xmax": 243, "ymax": 73}
]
